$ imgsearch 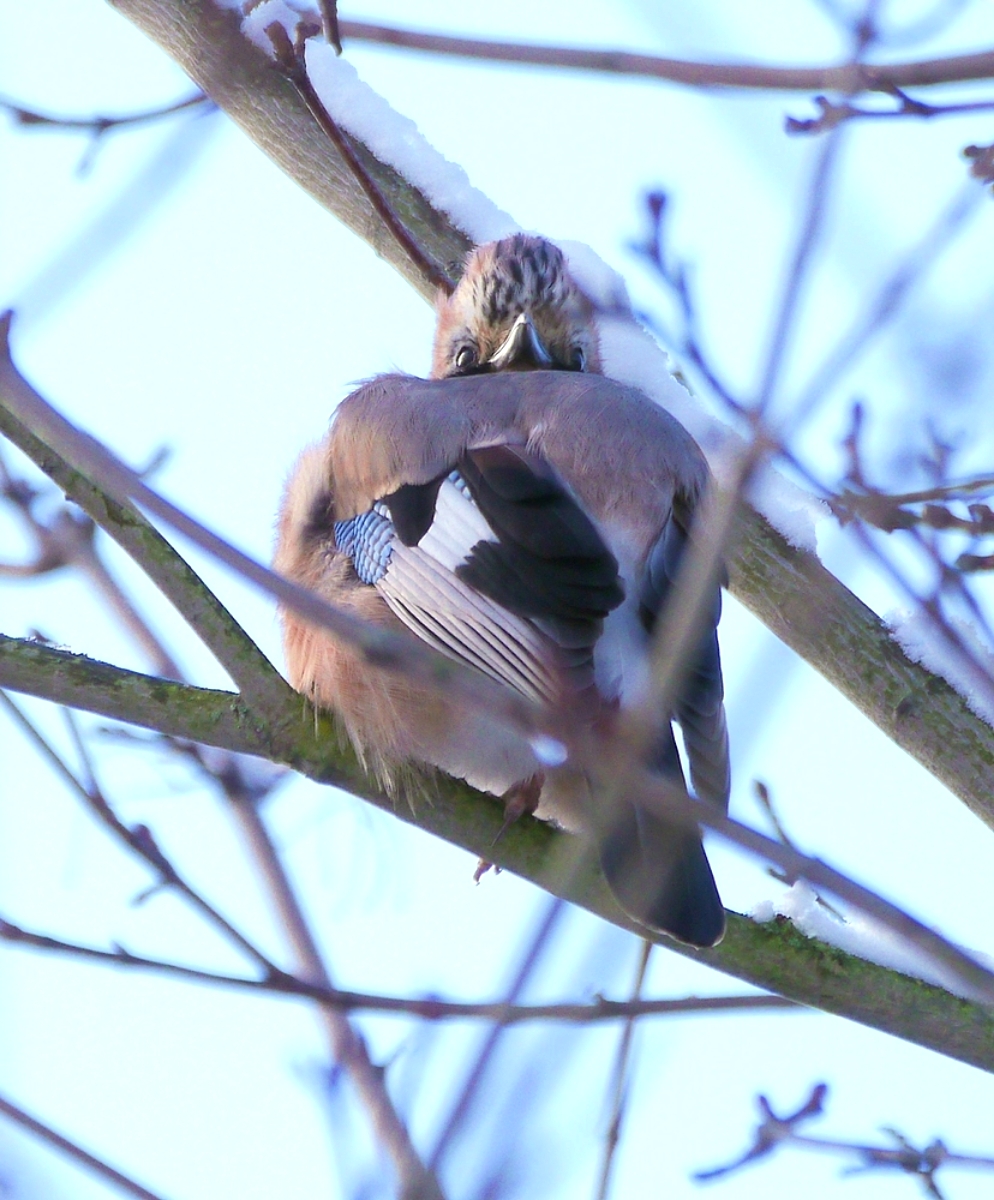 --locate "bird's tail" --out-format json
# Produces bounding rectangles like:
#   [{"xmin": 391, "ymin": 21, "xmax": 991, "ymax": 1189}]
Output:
[{"xmin": 597, "ymin": 724, "xmax": 725, "ymax": 947}]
